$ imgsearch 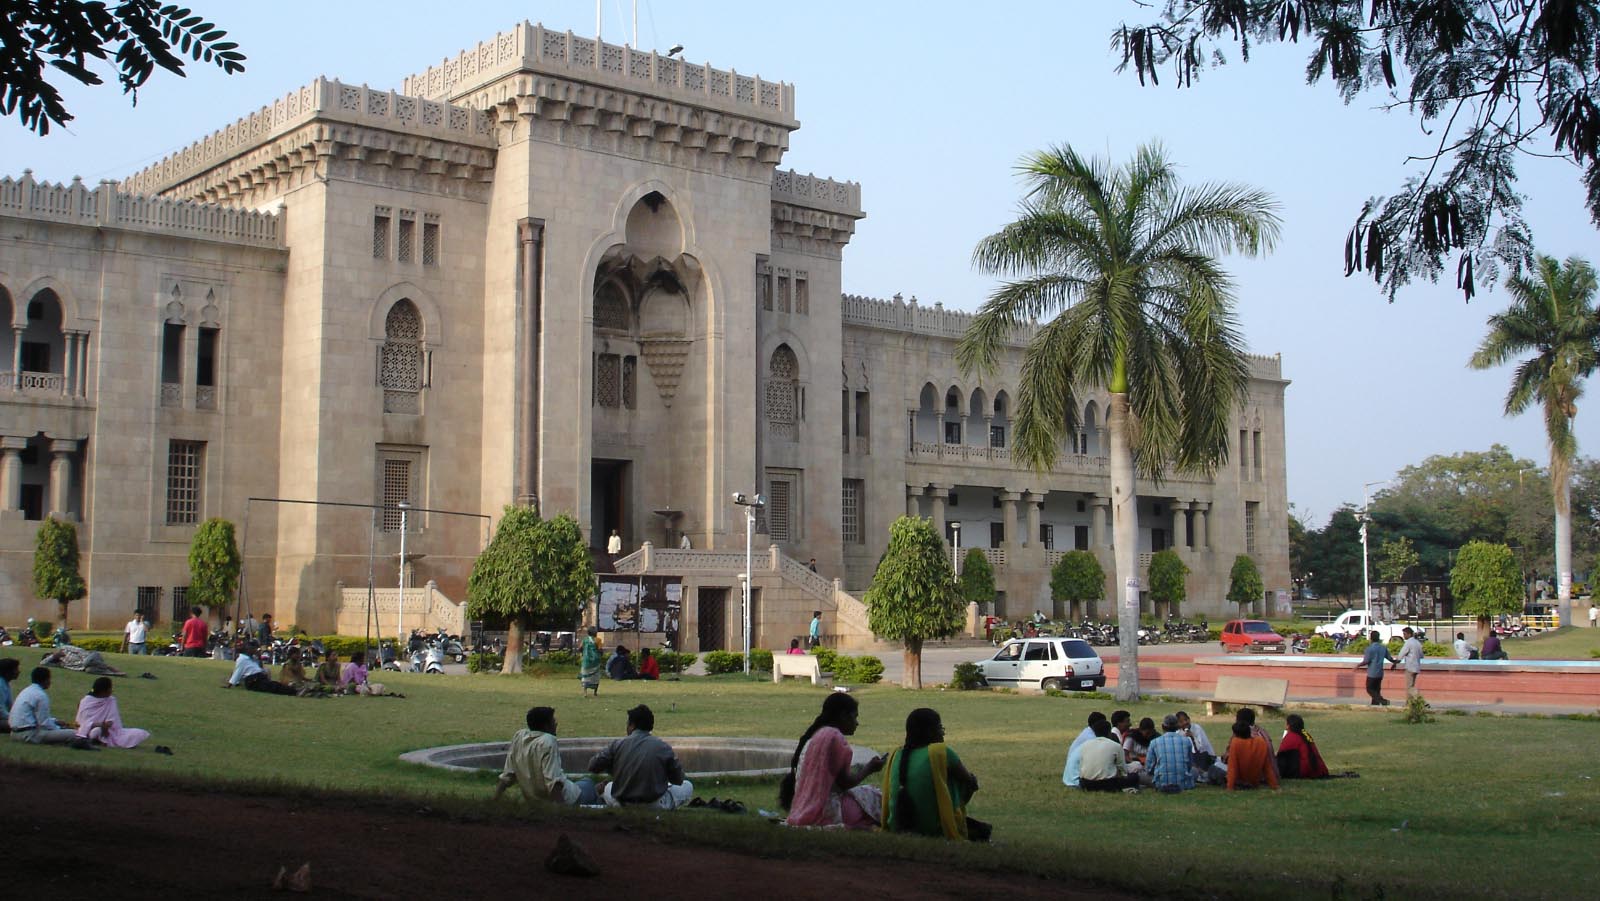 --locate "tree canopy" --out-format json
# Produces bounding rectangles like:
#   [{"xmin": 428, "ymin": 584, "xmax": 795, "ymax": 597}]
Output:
[
  {"xmin": 1375, "ymin": 535, "xmax": 1420, "ymax": 583},
  {"xmin": 958, "ymin": 547, "xmax": 996, "ymax": 605},
  {"xmin": 1227, "ymin": 554, "xmax": 1265, "ymax": 612},
  {"xmin": 187, "ymin": 517, "xmax": 240, "ymax": 613},
  {"xmin": 1050, "ymin": 550, "xmax": 1106, "ymax": 609},
  {"xmin": 1450, "ymin": 540, "xmax": 1524, "ymax": 618},
  {"xmin": 33, "ymin": 516, "xmax": 85, "ymax": 624},
  {"xmin": 2, "ymin": 1, "xmax": 246, "ymax": 136},
  {"xmin": 865, "ymin": 516, "xmax": 965, "ymax": 688},
  {"xmin": 1303, "ymin": 506, "xmax": 1365, "ymax": 600},
  {"xmin": 1116, "ymin": 1, "xmax": 1600, "ymax": 301},
  {"xmin": 1148, "ymin": 549, "xmax": 1189, "ymax": 611},
  {"xmin": 467, "ymin": 507, "xmax": 593, "ymax": 630}
]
